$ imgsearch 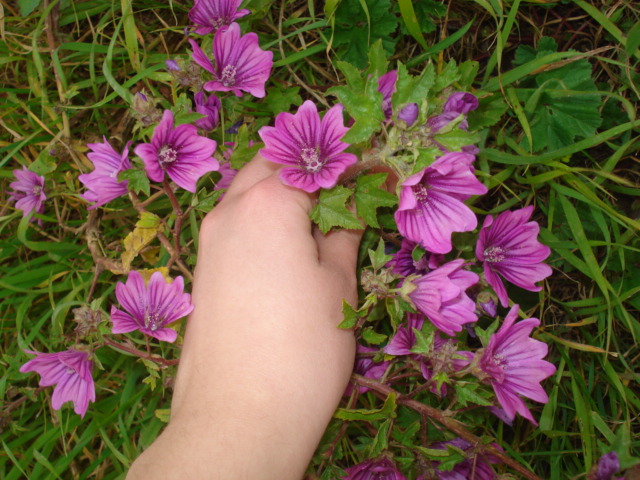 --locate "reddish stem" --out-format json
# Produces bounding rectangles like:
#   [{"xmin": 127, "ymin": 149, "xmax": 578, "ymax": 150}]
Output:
[{"xmin": 352, "ymin": 374, "xmax": 542, "ymax": 480}]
